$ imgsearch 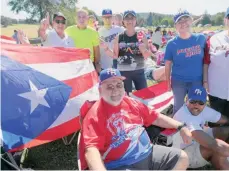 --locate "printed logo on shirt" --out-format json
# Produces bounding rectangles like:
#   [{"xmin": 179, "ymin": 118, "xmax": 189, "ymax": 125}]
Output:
[
  {"xmin": 177, "ymin": 45, "xmax": 201, "ymax": 57},
  {"xmin": 101, "ymin": 33, "xmax": 119, "ymax": 43},
  {"xmin": 213, "ymin": 45, "xmax": 229, "ymax": 57},
  {"xmin": 106, "ymin": 110, "xmax": 143, "ymax": 148}
]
